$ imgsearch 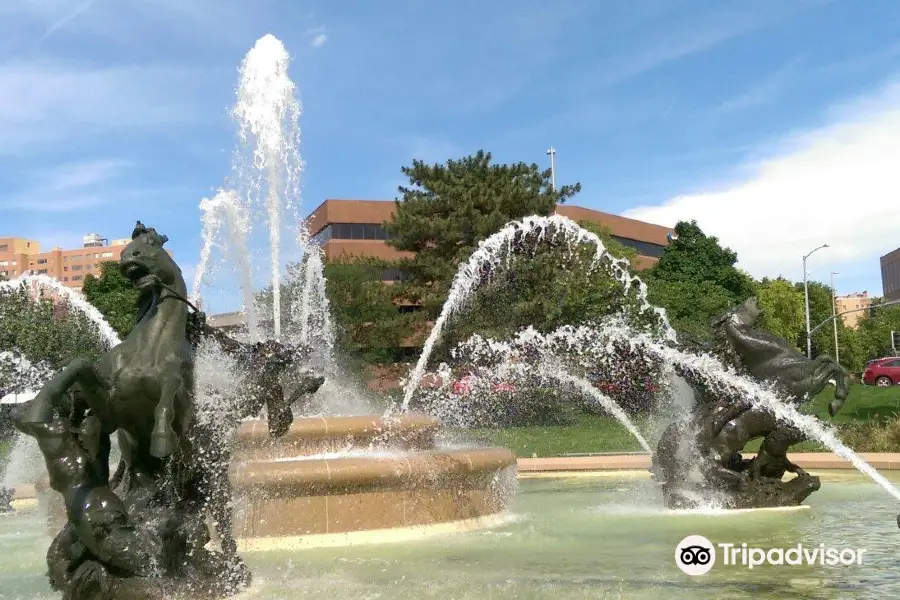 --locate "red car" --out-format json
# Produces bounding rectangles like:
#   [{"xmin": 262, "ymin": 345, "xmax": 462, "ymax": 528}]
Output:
[{"xmin": 862, "ymin": 357, "xmax": 900, "ymax": 386}]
